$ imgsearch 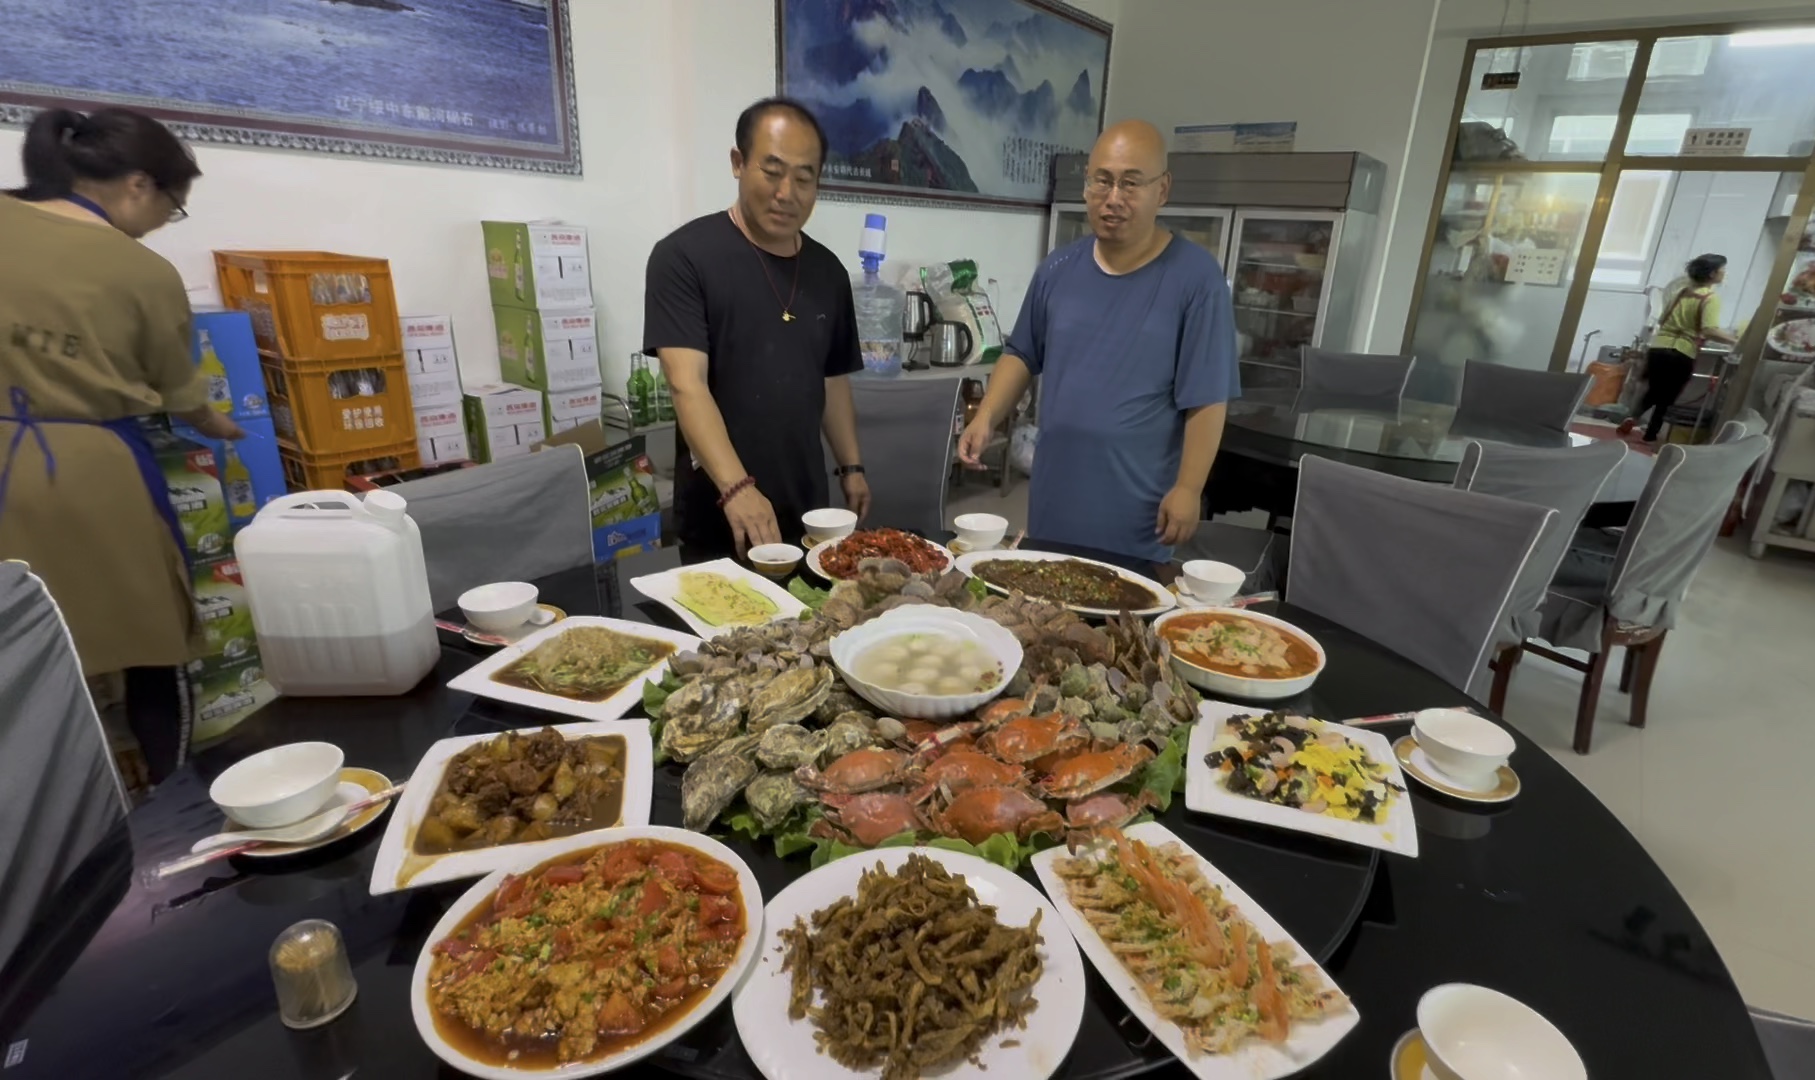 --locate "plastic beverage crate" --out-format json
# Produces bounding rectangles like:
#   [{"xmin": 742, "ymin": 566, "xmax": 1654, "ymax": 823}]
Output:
[
  {"xmin": 262, "ymin": 353, "xmax": 417, "ymax": 454},
  {"xmin": 215, "ymin": 251, "xmax": 402, "ymax": 362},
  {"xmin": 277, "ymin": 439, "xmax": 421, "ymax": 492}
]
